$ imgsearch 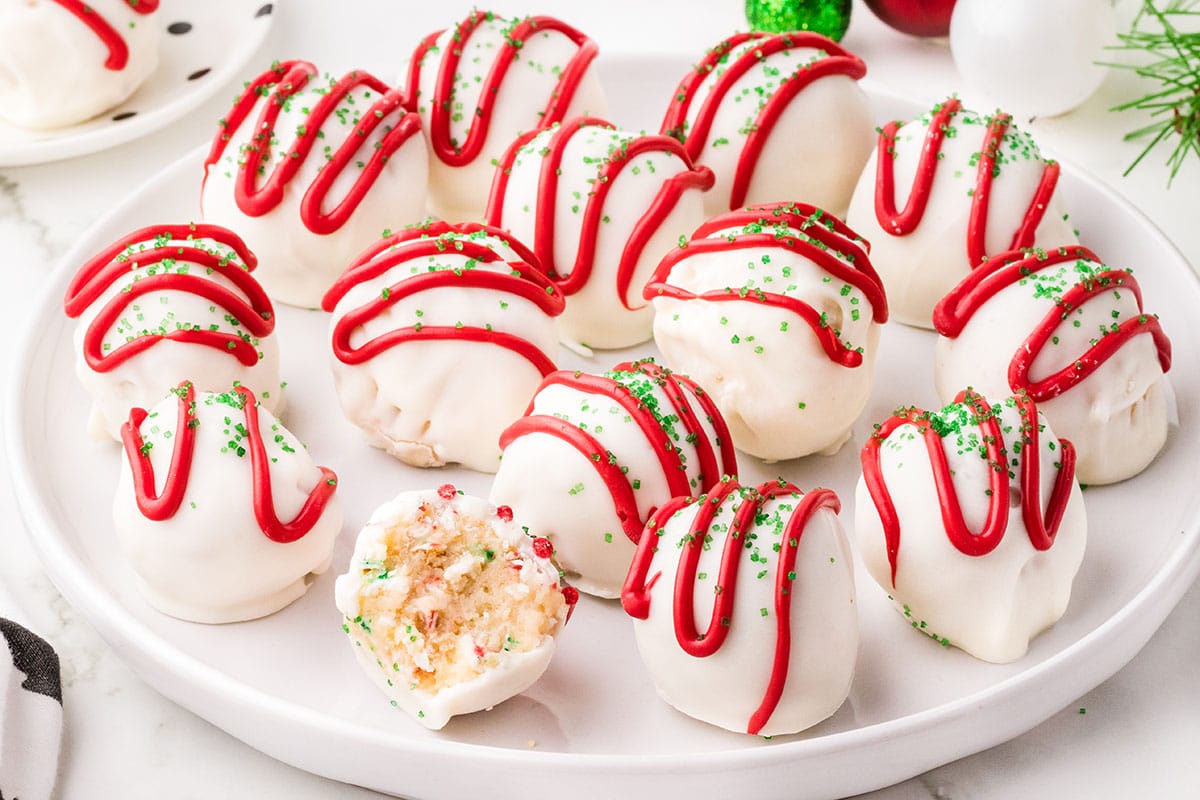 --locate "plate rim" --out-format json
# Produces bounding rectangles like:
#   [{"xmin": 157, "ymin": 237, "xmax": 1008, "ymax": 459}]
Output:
[{"xmin": 8, "ymin": 122, "xmax": 1200, "ymax": 789}]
